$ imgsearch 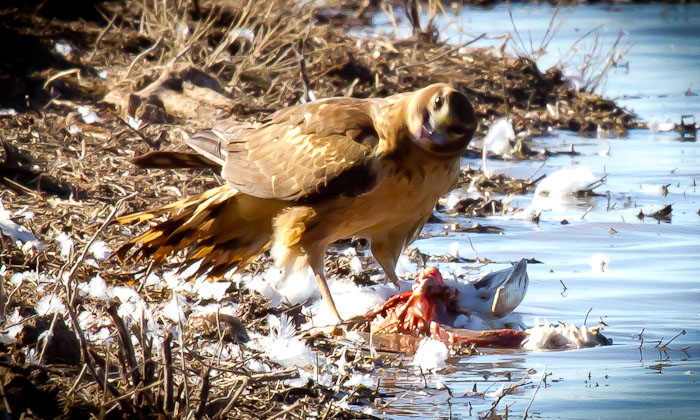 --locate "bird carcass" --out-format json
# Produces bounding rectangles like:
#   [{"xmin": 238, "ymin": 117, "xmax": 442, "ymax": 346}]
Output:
[{"xmin": 363, "ymin": 260, "xmax": 611, "ymax": 351}]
